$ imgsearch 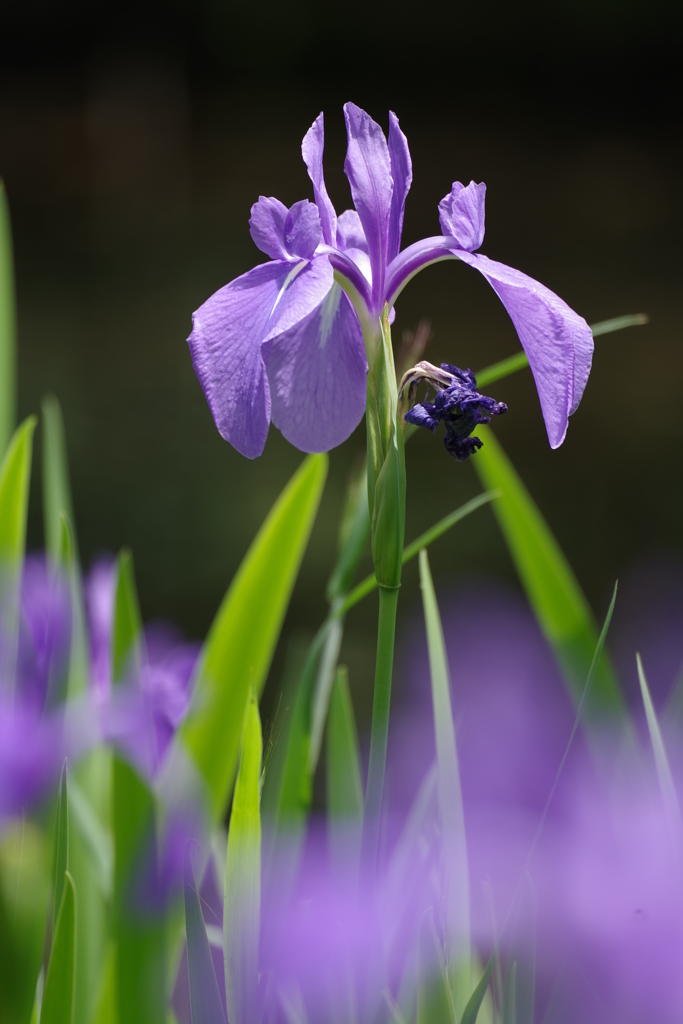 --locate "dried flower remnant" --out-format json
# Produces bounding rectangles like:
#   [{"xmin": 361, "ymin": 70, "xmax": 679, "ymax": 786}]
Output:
[{"xmin": 400, "ymin": 360, "xmax": 507, "ymax": 461}]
